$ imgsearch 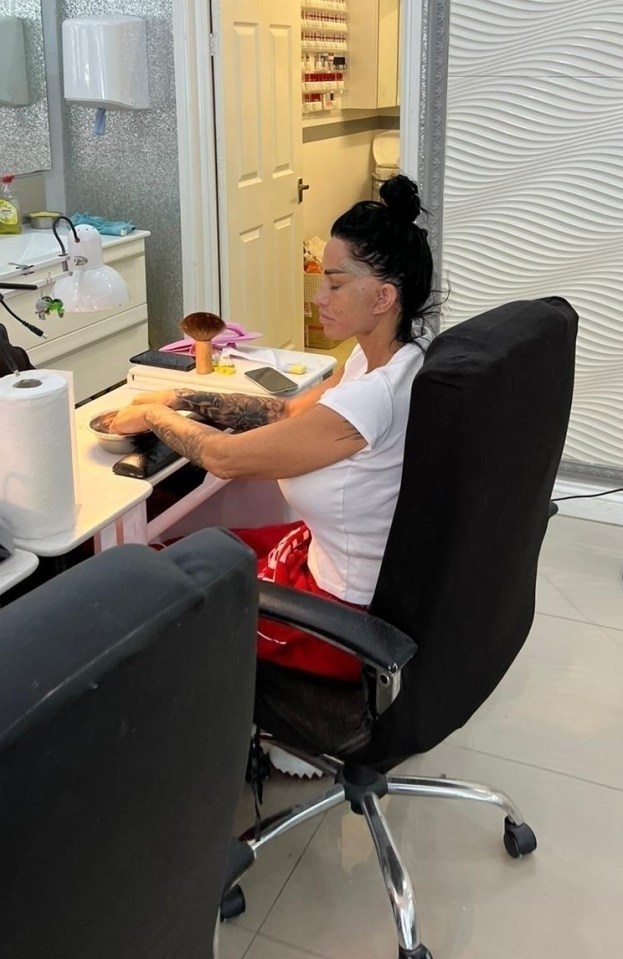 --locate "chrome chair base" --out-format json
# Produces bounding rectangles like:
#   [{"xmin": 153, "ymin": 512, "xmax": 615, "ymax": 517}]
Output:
[{"xmin": 227, "ymin": 749, "xmax": 537, "ymax": 959}]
